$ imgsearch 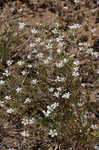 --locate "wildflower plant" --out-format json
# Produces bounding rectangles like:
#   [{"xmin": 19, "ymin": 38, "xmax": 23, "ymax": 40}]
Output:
[{"xmin": 0, "ymin": 19, "xmax": 98, "ymax": 150}]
